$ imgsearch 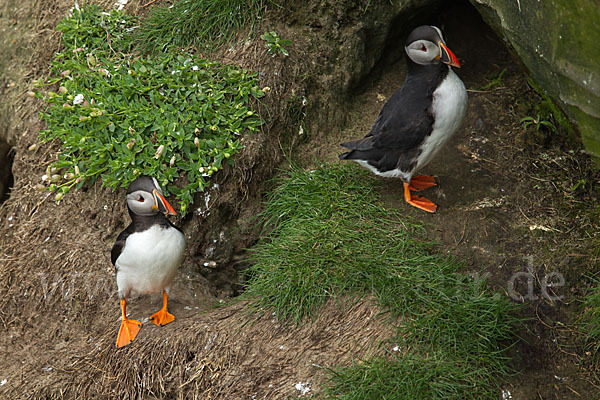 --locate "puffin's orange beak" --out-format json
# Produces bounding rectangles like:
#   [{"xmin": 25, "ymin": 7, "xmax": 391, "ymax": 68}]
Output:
[
  {"xmin": 438, "ymin": 41, "xmax": 461, "ymax": 68},
  {"xmin": 152, "ymin": 189, "xmax": 176, "ymax": 216}
]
